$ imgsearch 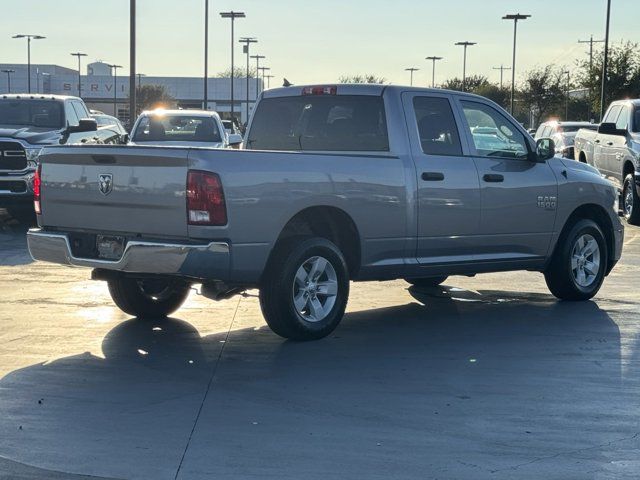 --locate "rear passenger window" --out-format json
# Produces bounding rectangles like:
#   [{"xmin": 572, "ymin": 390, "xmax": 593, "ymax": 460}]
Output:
[
  {"xmin": 246, "ymin": 95, "xmax": 389, "ymax": 151},
  {"xmin": 615, "ymin": 106, "xmax": 629, "ymax": 130},
  {"xmin": 603, "ymin": 105, "xmax": 621, "ymax": 124},
  {"xmin": 413, "ymin": 97, "xmax": 462, "ymax": 156}
]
